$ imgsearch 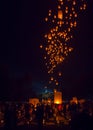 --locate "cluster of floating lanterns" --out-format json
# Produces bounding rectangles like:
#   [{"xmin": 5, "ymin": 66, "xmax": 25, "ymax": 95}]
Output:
[{"xmin": 40, "ymin": 0, "xmax": 87, "ymax": 87}]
